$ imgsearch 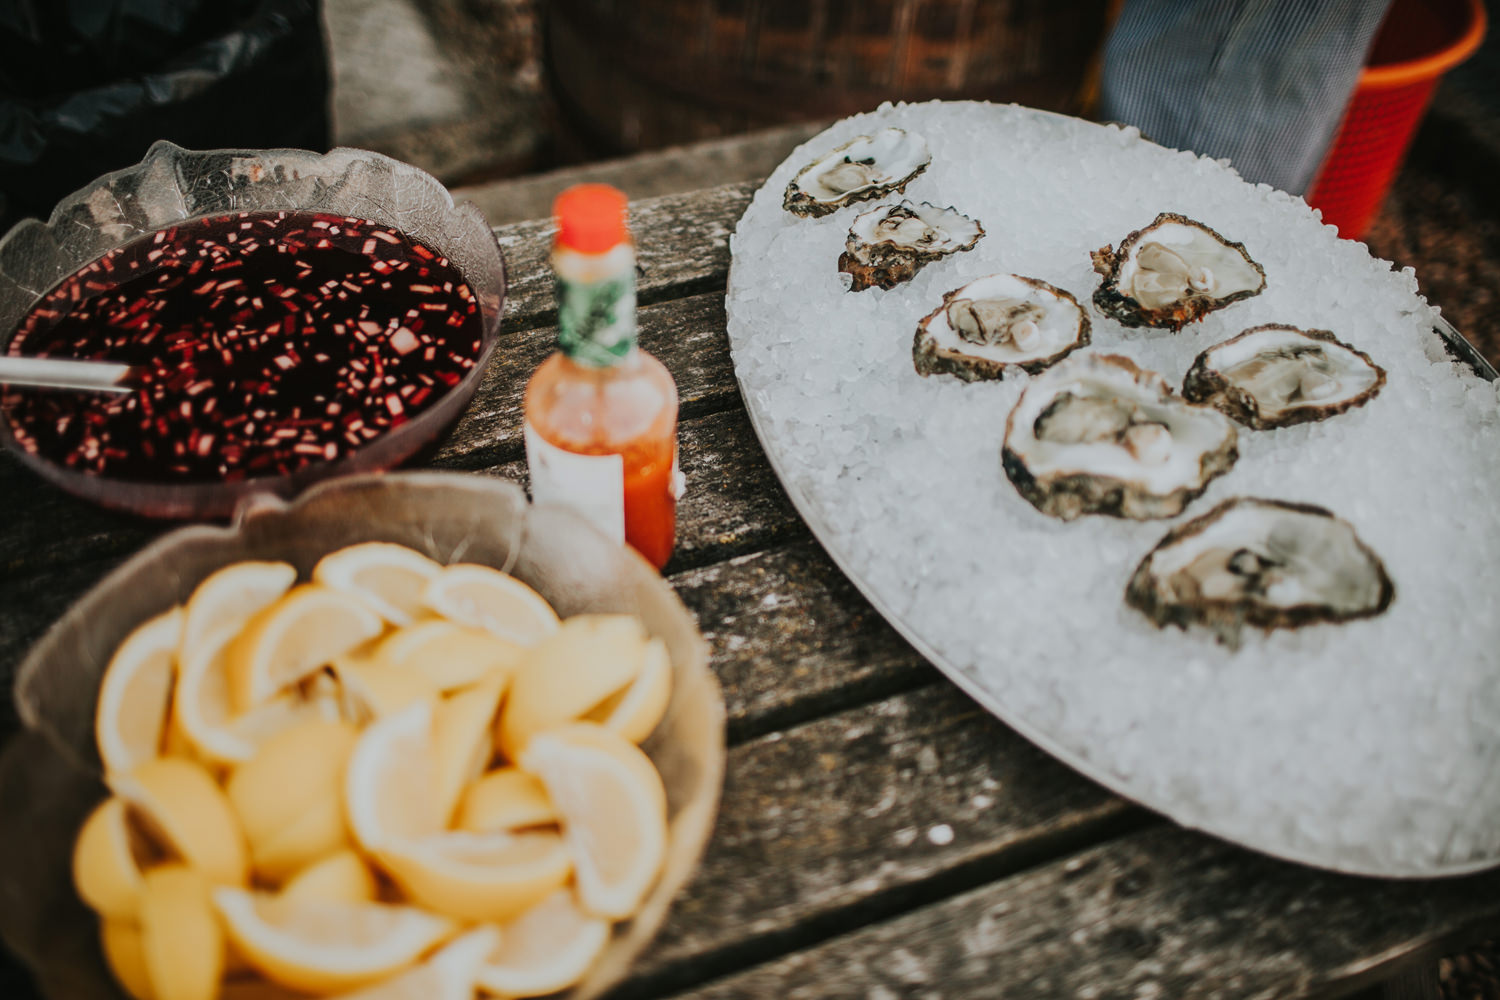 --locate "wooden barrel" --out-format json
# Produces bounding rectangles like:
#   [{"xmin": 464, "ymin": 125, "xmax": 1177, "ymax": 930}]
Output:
[{"xmin": 546, "ymin": 0, "xmax": 1115, "ymax": 159}]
